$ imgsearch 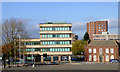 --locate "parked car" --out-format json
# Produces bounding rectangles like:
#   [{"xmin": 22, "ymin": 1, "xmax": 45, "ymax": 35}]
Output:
[
  {"xmin": 110, "ymin": 59, "xmax": 119, "ymax": 63},
  {"xmin": 13, "ymin": 61, "xmax": 22, "ymax": 64},
  {"xmin": 50, "ymin": 62, "xmax": 59, "ymax": 65},
  {"xmin": 71, "ymin": 58, "xmax": 79, "ymax": 61}
]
